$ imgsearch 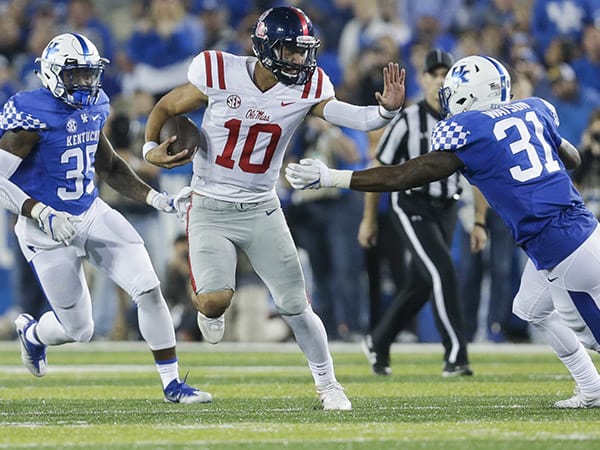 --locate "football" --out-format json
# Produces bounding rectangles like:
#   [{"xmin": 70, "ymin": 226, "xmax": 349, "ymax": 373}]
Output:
[{"xmin": 159, "ymin": 115, "xmax": 206, "ymax": 157}]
